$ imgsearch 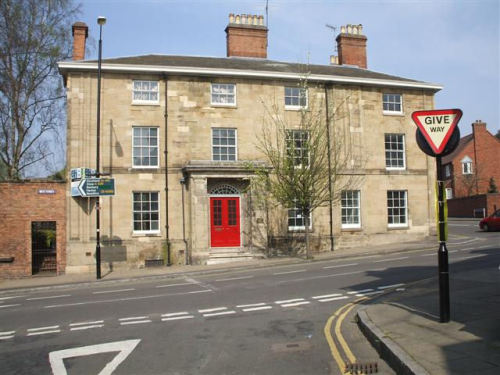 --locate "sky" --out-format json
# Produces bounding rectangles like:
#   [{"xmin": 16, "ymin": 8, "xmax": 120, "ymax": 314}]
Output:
[{"xmin": 78, "ymin": 0, "xmax": 499, "ymax": 137}]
